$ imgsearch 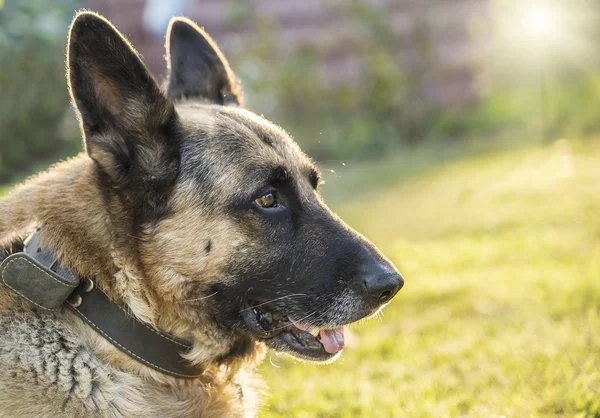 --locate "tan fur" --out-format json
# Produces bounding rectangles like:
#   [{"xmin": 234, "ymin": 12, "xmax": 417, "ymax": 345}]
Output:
[{"xmin": 0, "ymin": 155, "xmax": 264, "ymax": 417}]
